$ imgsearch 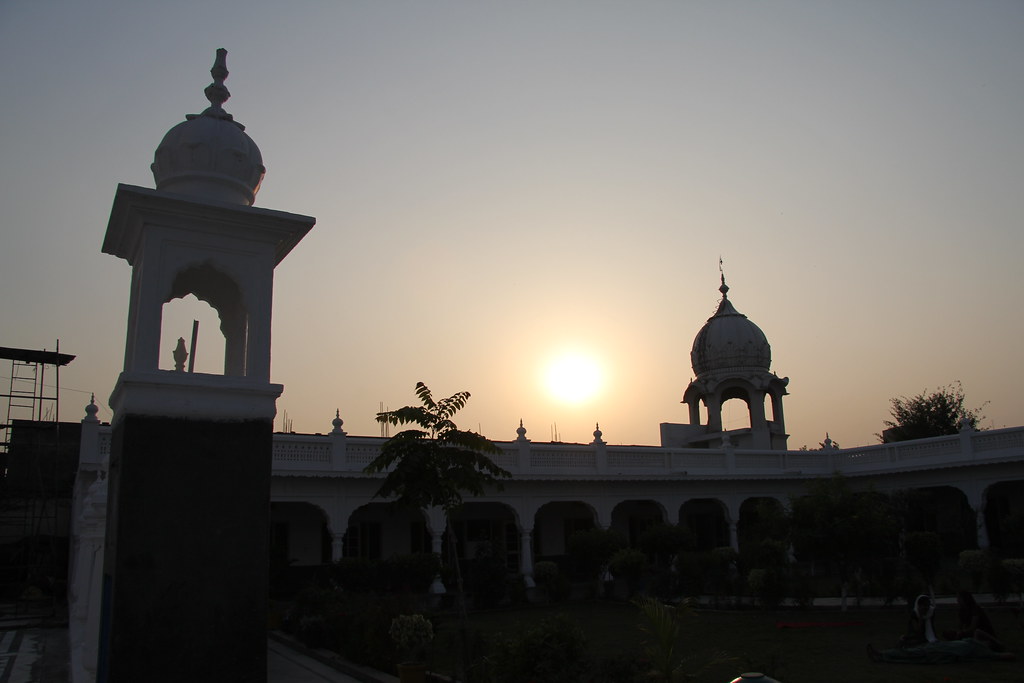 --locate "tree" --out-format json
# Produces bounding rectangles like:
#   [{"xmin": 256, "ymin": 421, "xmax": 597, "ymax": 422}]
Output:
[
  {"xmin": 880, "ymin": 381, "xmax": 986, "ymax": 443},
  {"xmin": 903, "ymin": 531, "xmax": 943, "ymax": 596},
  {"xmin": 364, "ymin": 382, "xmax": 510, "ymax": 680},
  {"xmin": 567, "ymin": 527, "xmax": 626, "ymax": 593},
  {"xmin": 638, "ymin": 523, "xmax": 696, "ymax": 569},
  {"xmin": 366, "ymin": 382, "xmax": 510, "ymax": 512},
  {"xmin": 789, "ymin": 475, "xmax": 899, "ymax": 610}
]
